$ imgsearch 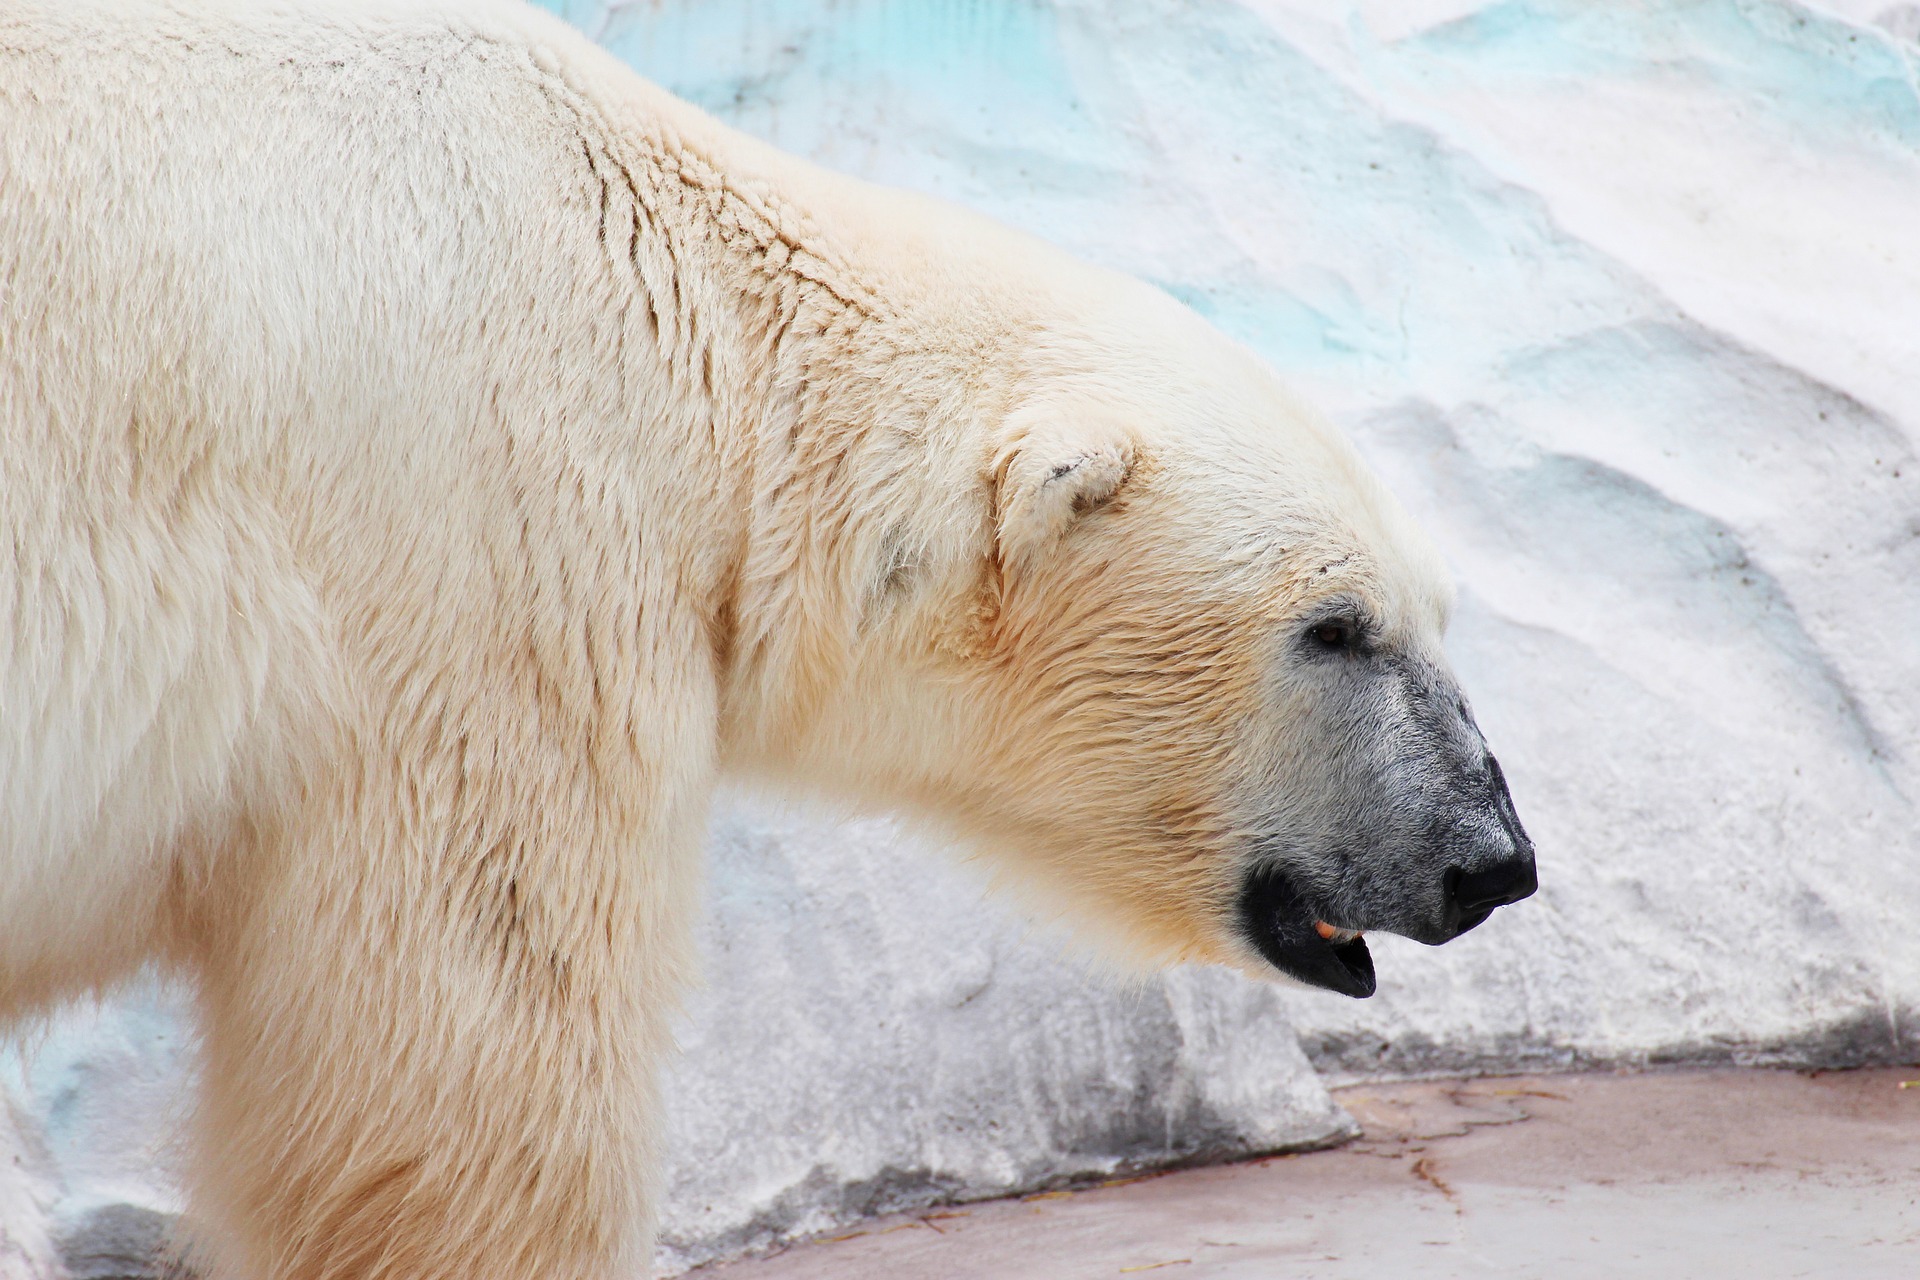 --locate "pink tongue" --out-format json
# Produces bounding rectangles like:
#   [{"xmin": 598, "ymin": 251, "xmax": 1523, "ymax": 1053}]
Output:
[{"xmin": 1314, "ymin": 921, "xmax": 1337, "ymax": 941}]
